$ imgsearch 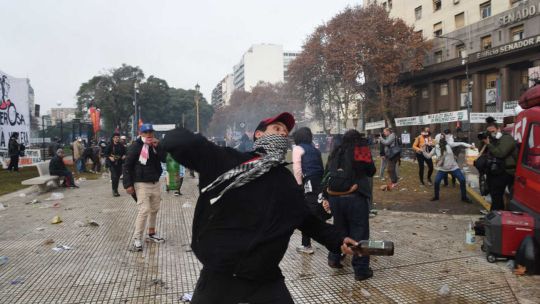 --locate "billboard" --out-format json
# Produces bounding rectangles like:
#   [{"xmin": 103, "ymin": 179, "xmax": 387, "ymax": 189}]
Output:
[{"xmin": 0, "ymin": 71, "xmax": 31, "ymax": 149}]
